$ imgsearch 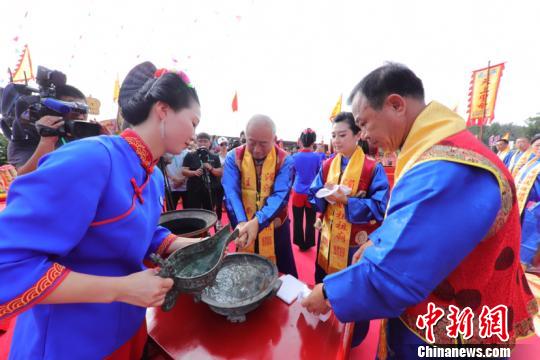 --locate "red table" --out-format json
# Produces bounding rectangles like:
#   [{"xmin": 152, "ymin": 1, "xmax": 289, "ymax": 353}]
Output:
[{"xmin": 147, "ymin": 293, "xmax": 353, "ymax": 359}]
